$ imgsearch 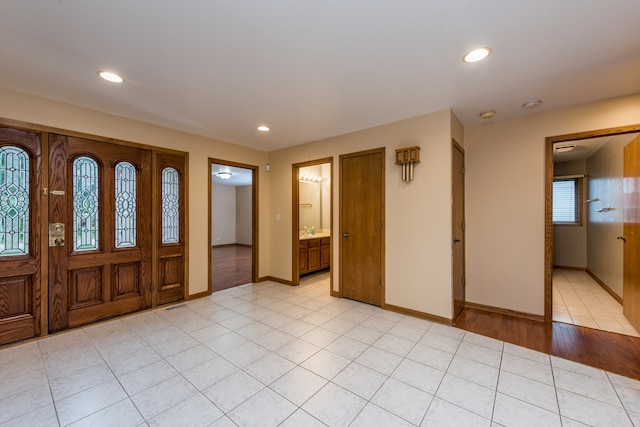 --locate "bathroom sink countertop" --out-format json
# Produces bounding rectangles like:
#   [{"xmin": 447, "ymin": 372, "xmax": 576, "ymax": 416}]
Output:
[{"xmin": 299, "ymin": 233, "xmax": 330, "ymax": 240}]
